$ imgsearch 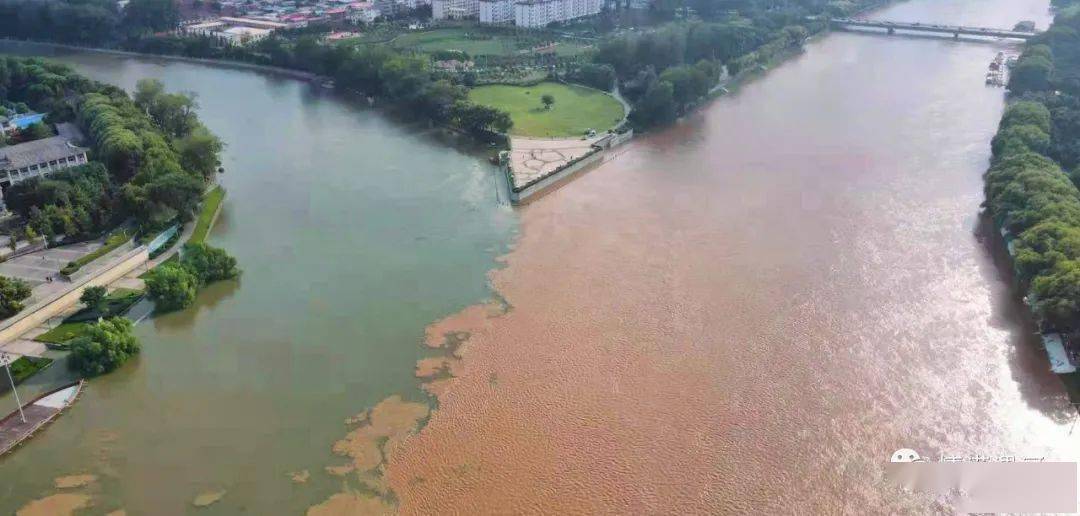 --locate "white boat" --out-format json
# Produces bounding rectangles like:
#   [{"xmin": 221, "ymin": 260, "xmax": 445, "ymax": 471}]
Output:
[{"xmin": 0, "ymin": 380, "xmax": 84, "ymax": 456}]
